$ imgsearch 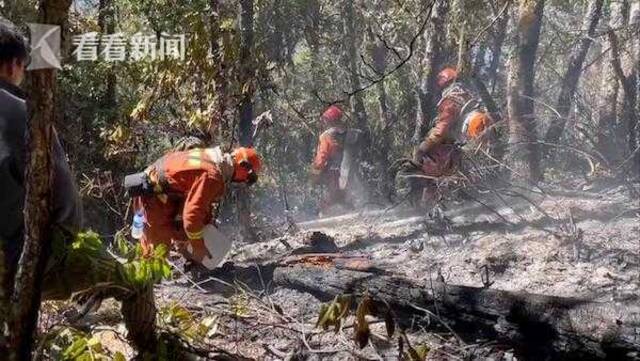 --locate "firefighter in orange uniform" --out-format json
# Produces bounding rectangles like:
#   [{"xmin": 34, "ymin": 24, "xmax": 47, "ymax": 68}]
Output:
[
  {"xmin": 311, "ymin": 105, "xmax": 354, "ymax": 213},
  {"xmin": 413, "ymin": 67, "xmax": 492, "ymax": 204},
  {"xmin": 132, "ymin": 147, "xmax": 261, "ymax": 264}
]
